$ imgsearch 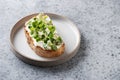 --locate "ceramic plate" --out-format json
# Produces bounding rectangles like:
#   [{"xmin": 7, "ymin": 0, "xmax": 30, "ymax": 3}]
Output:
[{"xmin": 10, "ymin": 13, "xmax": 81, "ymax": 66}]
